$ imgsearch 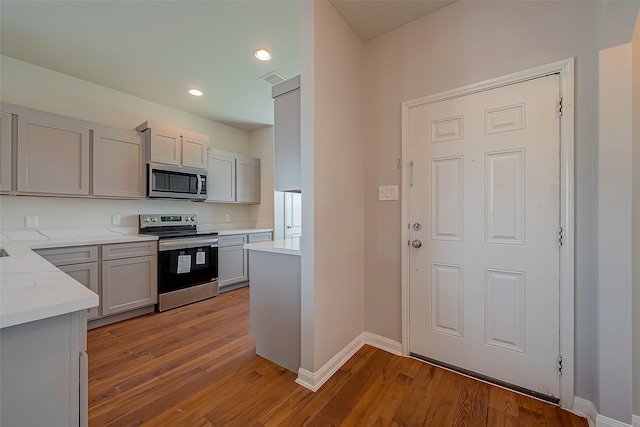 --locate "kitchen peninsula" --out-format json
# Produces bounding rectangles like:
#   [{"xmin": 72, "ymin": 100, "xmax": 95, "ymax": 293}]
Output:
[
  {"xmin": 0, "ymin": 239, "xmax": 101, "ymax": 427},
  {"xmin": 245, "ymin": 237, "xmax": 301, "ymax": 373},
  {"xmin": 0, "ymin": 228, "xmax": 166, "ymax": 426}
]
